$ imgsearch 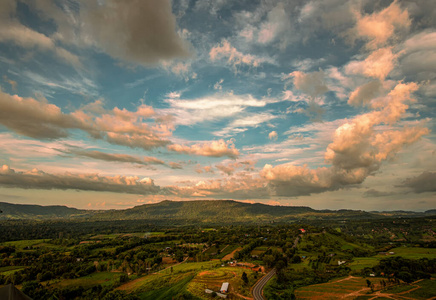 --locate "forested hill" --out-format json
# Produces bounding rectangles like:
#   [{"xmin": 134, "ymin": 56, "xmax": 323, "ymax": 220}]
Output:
[
  {"xmin": 0, "ymin": 200, "xmax": 434, "ymax": 223},
  {"xmin": 93, "ymin": 200, "xmax": 316, "ymax": 223},
  {"xmin": 0, "ymin": 202, "xmax": 92, "ymax": 220}
]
